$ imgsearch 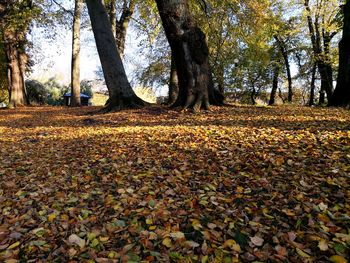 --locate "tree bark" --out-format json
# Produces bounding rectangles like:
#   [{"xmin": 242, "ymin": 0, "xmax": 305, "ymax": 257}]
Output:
[
  {"xmin": 304, "ymin": 0, "xmax": 334, "ymax": 103},
  {"xmin": 4, "ymin": 30, "xmax": 28, "ymax": 107},
  {"xmin": 269, "ymin": 61, "xmax": 280, "ymax": 105},
  {"xmin": 330, "ymin": 1, "xmax": 350, "ymax": 107},
  {"xmin": 155, "ymin": 0, "xmax": 224, "ymax": 111},
  {"xmin": 274, "ymin": 35, "xmax": 292, "ymax": 102},
  {"xmin": 309, "ymin": 62, "xmax": 317, "ymax": 106},
  {"xmin": 108, "ymin": 1, "xmax": 117, "ymax": 38},
  {"xmin": 116, "ymin": 0, "xmax": 135, "ymax": 58},
  {"xmin": 167, "ymin": 53, "xmax": 179, "ymax": 105},
  {"xmin": 71, "ymin": 0, "xmax": 83, "ymax": 107},
  {"xmin": 86, "ymin": 0, "xmax": 146, "ymax": 111}
]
